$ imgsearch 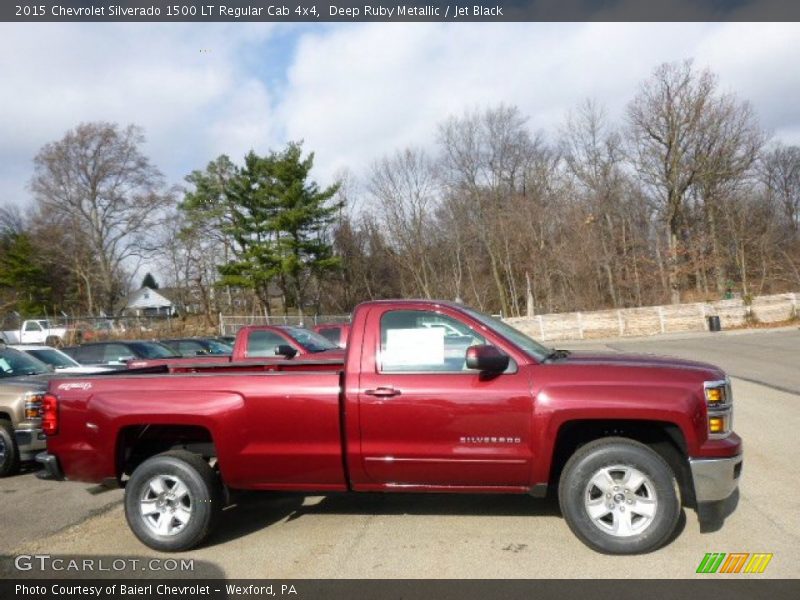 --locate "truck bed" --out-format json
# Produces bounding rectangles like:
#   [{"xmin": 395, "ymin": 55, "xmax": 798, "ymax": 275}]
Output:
[{"xmin": 49, "ymin": 368, "xmax": 347, "ymax": 490}]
